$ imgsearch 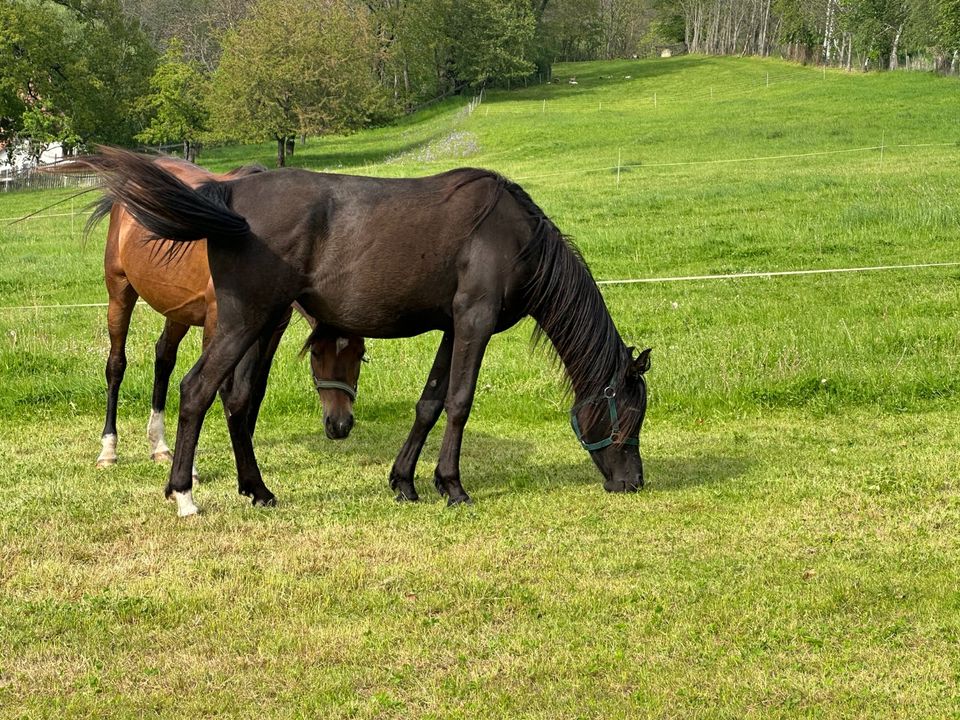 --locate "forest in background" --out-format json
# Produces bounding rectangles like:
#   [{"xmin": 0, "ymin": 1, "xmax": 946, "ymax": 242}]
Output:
[{"xmin": 2, "ymin": 0, "xmax": 958, "ymax": 165}]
